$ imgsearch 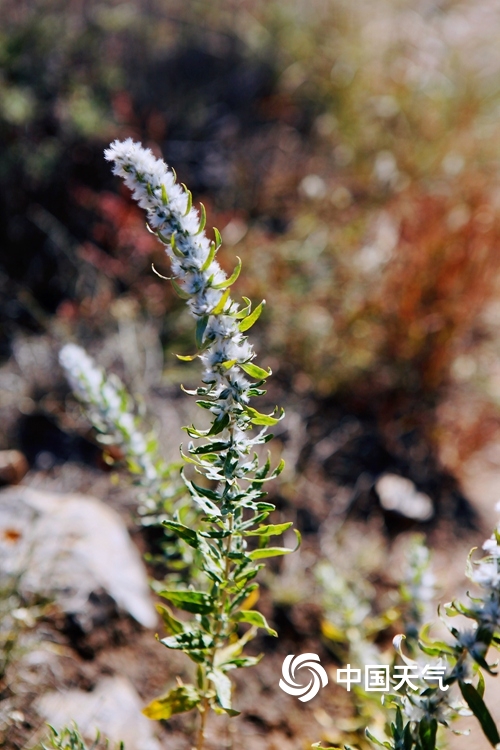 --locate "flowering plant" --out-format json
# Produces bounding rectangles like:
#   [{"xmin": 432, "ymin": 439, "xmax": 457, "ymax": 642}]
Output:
[
  {"xmin": 319, "ymin": 515, "xmax": 500, "ymax": 750},
  {"xmin": 61, "ymin": 139, "xmax": 295, "ymax": 749}
]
